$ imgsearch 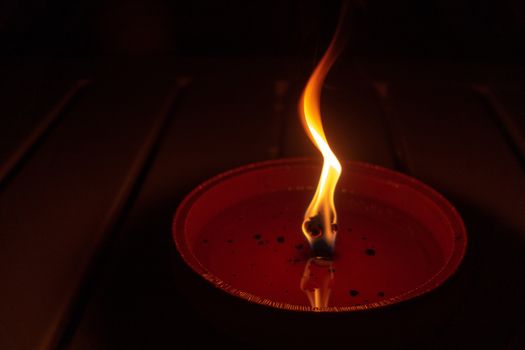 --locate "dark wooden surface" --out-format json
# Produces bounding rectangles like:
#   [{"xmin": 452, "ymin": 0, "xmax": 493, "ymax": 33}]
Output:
[{"xmin": 0, "ymin": 59, "xmax": 524, "ymax": 350}]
